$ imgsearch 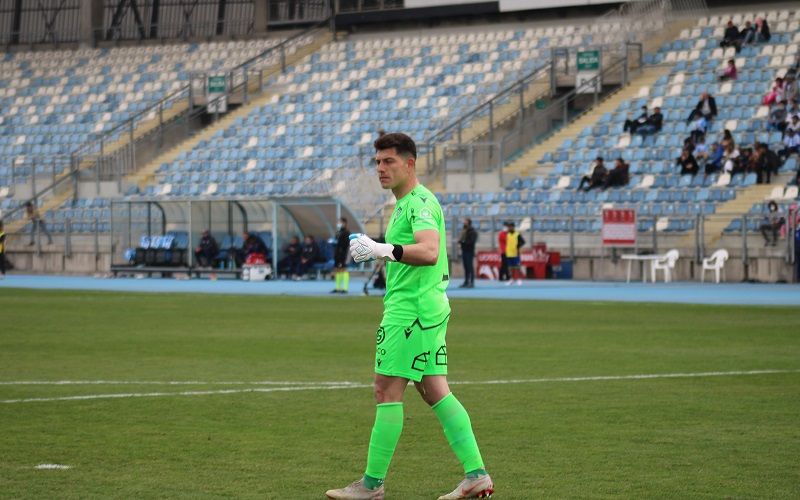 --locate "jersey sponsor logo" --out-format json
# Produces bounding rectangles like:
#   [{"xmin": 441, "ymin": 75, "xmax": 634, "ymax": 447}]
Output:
[
  {"xmin": 411, "ymin": 351, "xmax": 430, "ymax": 372},
  {"xmin": 435, "ymin": 345, "xmax": 448, "ymax": 366},
  {"xmin": 376, "ymin": 327, "xmax": 385, "ymax": 345}
]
